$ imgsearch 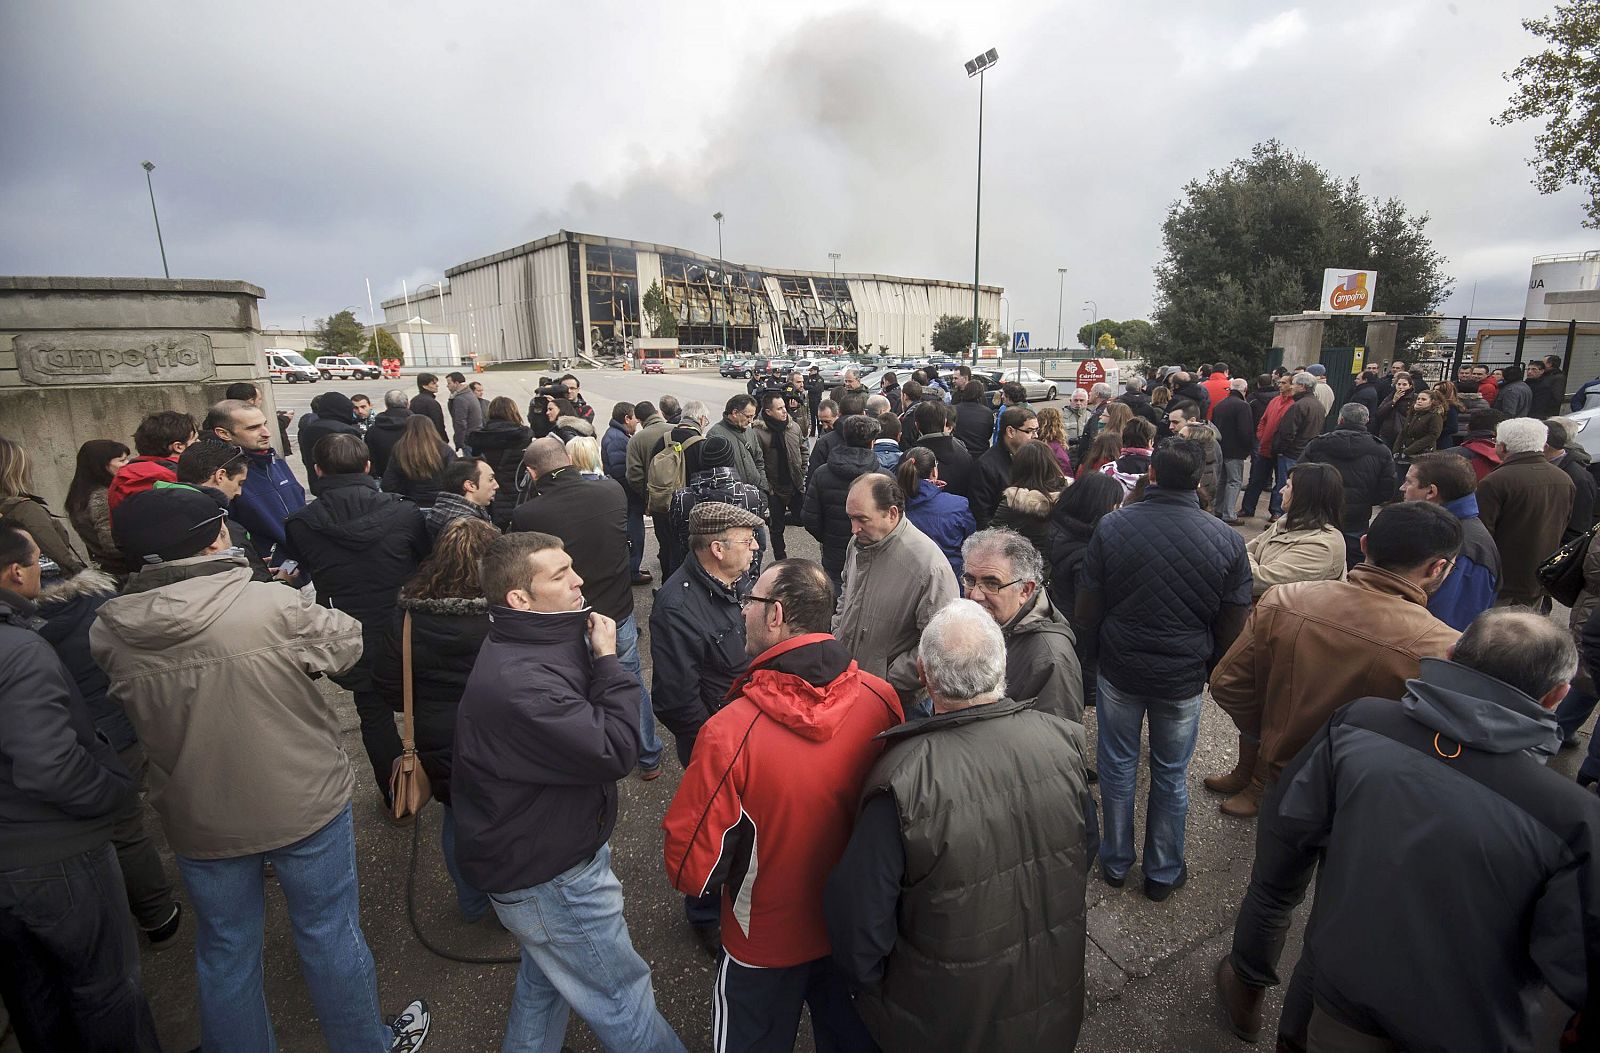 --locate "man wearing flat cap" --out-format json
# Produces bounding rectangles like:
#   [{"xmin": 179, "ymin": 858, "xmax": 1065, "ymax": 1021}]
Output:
[
  {"xmin": 90, "ymin": 488, "xmax": 434, "ymax": 1047},
  {"xmin": 649, "ymin": 501, "xmax": 763, "ymax": 955},
  {"xmin": 666, "ymin": 434, "xmax": 769, "ymax": 579}
]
